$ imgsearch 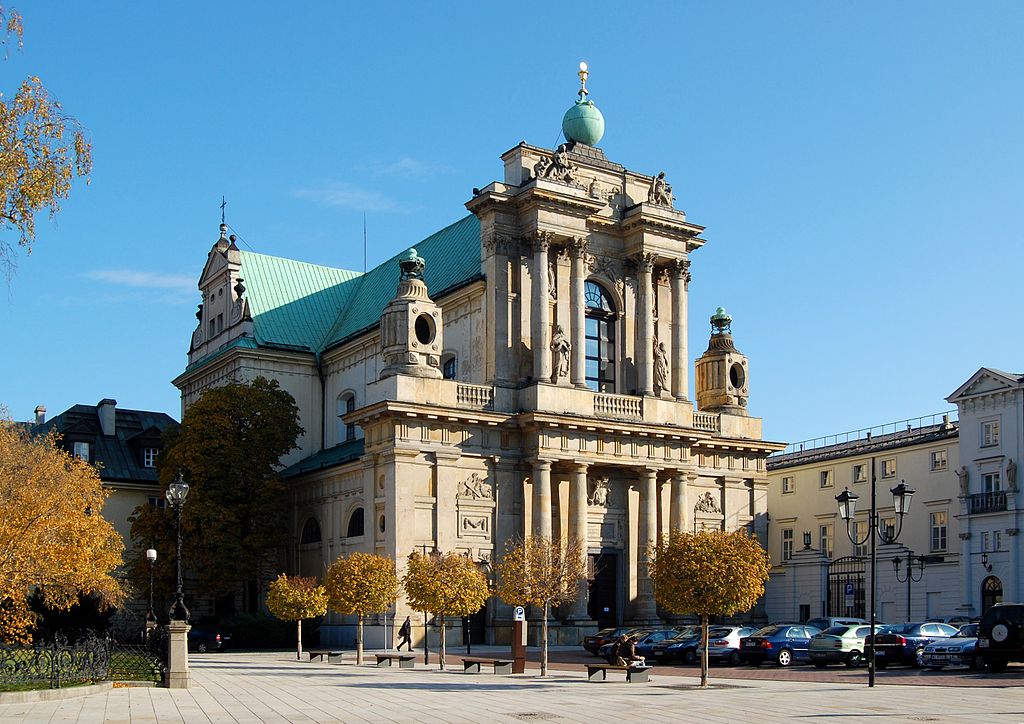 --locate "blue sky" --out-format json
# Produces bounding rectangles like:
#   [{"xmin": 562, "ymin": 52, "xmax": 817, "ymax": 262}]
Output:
[{"xmin": 2, "ymin": 1, "xmax": 1021, "ymax": 444}]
